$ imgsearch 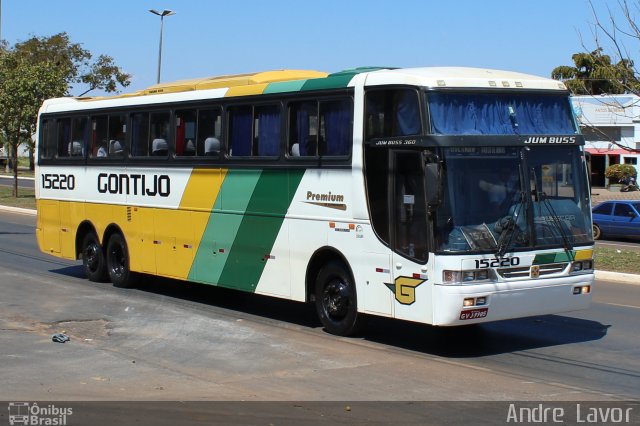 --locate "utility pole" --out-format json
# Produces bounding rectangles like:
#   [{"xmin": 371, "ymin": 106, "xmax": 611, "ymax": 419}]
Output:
[{"xmin": 149, "ymin": 9, "xmax": 175, "ymax": 84}]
